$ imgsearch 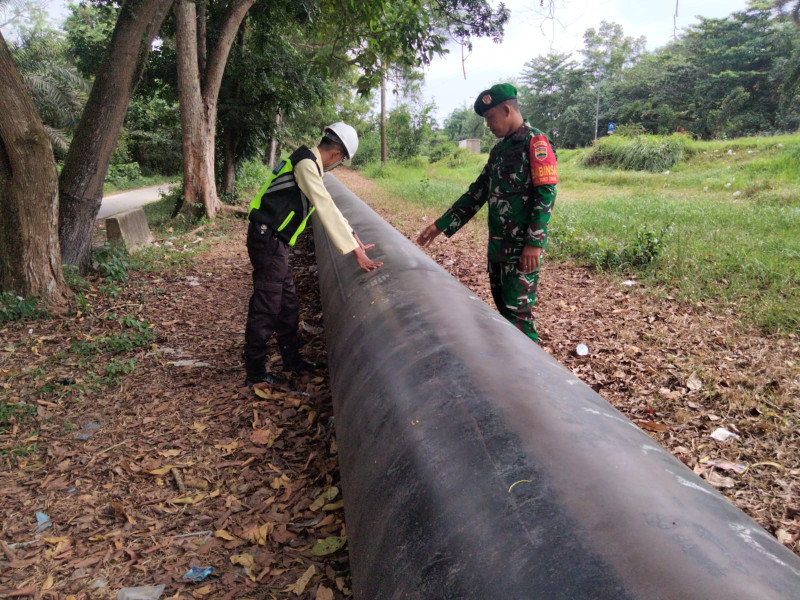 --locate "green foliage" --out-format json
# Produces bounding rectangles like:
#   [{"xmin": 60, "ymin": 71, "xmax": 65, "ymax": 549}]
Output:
[
  {"xmin": 582, "ymin": 134, "xmax": 688, "ymax": 171},
  {"xmin": 350, "ymin": 127, "xmax": 382, "ymax": 167},
  {"xmin": 445, "ymin": 147, "xmax": 472, "ymax": 168},
  {"xmin": 105, "ymin": 162, "xmax": 142, "ymax": 186},
  {"xmin": 509, "ymin": 8, "xmax": 800, "ymax": 148},
  {"xmin": 9, "ymin": 28, "xmax": 89, "ymax": 156},
  {"xmin": 0, "ymin": 292, "xmax": 48, "ymax": 325},
  {"xmin": 125, "ymin": 96, "xmax": 182, "ymax": 176},
  {"xmin": 63, "ymin": 1, "xmax": 117, "ymax": 78},
  {"xmin": 427, "ymin": 141, "xmax": 457, "ymax": 163},
  {"xmin": 62, "ymin": 264, "xmax": 89, "ymax": 293},
  {"xmin": 549, "ymin": 223, "xmax": 670, "ymax": 270},
  {"xmin": 92, "ymin": 244, "xmax": 131, "ymax": 283},
  {"xmin": 0, "ymin": 398, "xmax": 36, "ymax": 434},
  {"xmin": 70, "ymin": 316, "xmax": 154, "ymax": 357}
]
